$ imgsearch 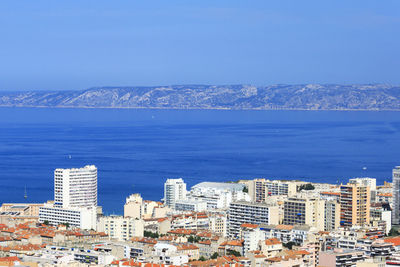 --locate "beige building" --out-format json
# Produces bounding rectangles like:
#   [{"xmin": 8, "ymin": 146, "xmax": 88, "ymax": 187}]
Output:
[
  {"xmin": 283, "ymin": 197, "xmax": 325, "ymax": 231},
  {"xmin": 124, "ymin": 193, "xmax": 167, "ymax": 219},
  {"xmin": 324, "ymin": 199, "xmax": 341, "ymax": 231},
  {"xmin": 340, "ymin": 182, "xmax": 371, "ymax": 227},
  {"xmin": 248, "ymin": 179, "xmax": 297, "ymax": 203},
  {"xmin": 124, "ymin": 193, "xmax": 143, "ymax": 218},
  {"xmin": 97, "ymin": 215, "xmax": 144, "ymax": 241},
  {"xmin": 0, "ymin": 203, "xmax": 43, "ymax": 216}
]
